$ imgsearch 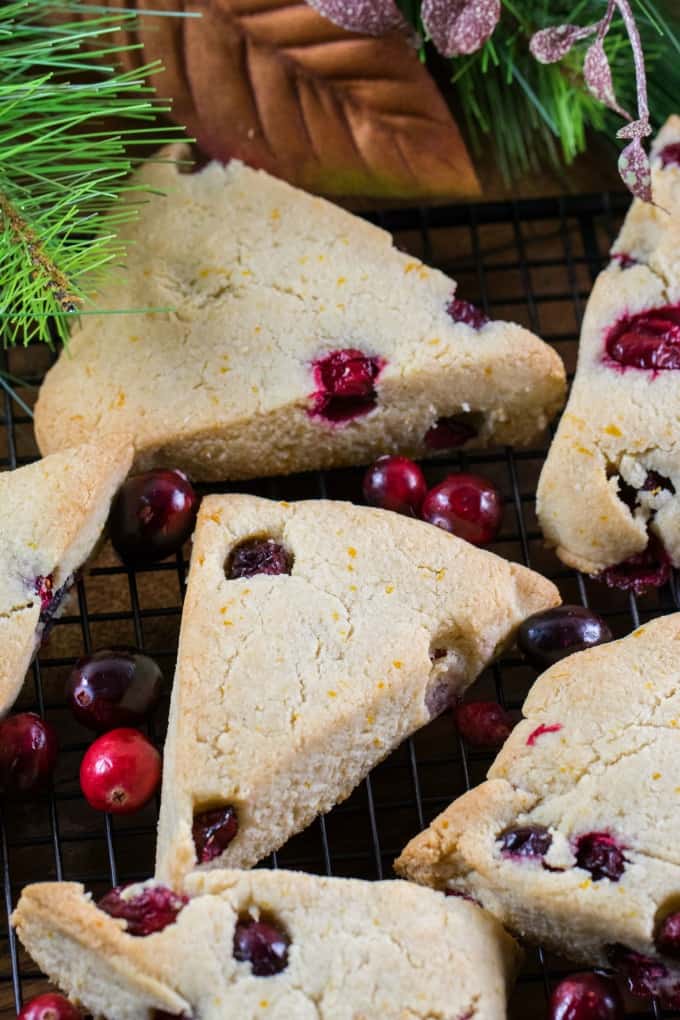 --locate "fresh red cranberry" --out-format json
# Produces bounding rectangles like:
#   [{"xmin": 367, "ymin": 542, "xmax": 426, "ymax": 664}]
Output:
[
  {"xmin": 659, "ymin": 142, "xmax": 680, "ymax": 168},
  {"xmin": 455, "ymin": 701, "xmax": 513, "ymax": 747},
  {"xmin": 599, "ymin": 536, "xmax": 671, "ymax": 595},
  {"xmin": 518, "ymin": 606, "xmax": 613, "ymax": 671},
  {"xmin": 526, "ymin": 723, "xmax": 563, "ymax": 746},
  {"xmin": 549, "ymin": 972, "xmax": 624, "ymax": 1020},
  {"xmin": 574, "ymin": 832, "xmax": 626, "ymax": 882},
  {"xmin": 34, "ymin": 574, "xmax": 54, "ymax": 612},
  {"xmin": 80, "ymin": 728, "xmax": 161, "ymax": 813},
  {"xmin": 607, "ymin": 943, "xmax": 669, "ymax": 999},
  {"xmin": 362, "ymin": 456, "xmax": 426, "ymax": 516},
  {"xmin": 424, "ymin": 415, "xmax": 478, "ymax": 450},
  {"xmin": 421, "ymin": 473, "xmax": 502, "ymax": 544},
  {"xmin": 66, "ymin": 648, "xmax": 162, "ymax": 732},
  {"xmin": 448, "ymin": 297, "xmax": 490, "ymax": 329},
  {"xmin": 226, "ymin": 538, "xmax": 292, "ymax": 579},
  {"xmin": 499, "ymin": 824, "xmax": 552, "ymax": 860},
  {"xmin": 98, "ymin": 883, "xmax": 188, "ymax": 935},
  {"xmin": 193, "ymin": 806, "xmax": 239, "ymax": 862},
  {"xmin": 310, "ymin": 348, "xmax": 384, "ymax": 423},
  {"xmin": 655, "ymin": 911, "xmax": 680, "ymax": 958},
  {"xmin": 233, "ymin": 917, "xmax": 290, "ymax": 976},
  {"xmin": 17, "ymin": 993, "xmax": 82, "ymax": 1020},
  {"xmin": 610, "ymin": 252, "xmax": 638, "ymax": 269},
  {"xmin": 109, "ymin": 469, "xmax": 198, "ymax": 566},
  {"xmin": 604, "ymin": 304, "xmax": 680, "ymax": 371},
  {"xmin": 0, "ymin": 713, "xmax": 58, "ymax": 798}
]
